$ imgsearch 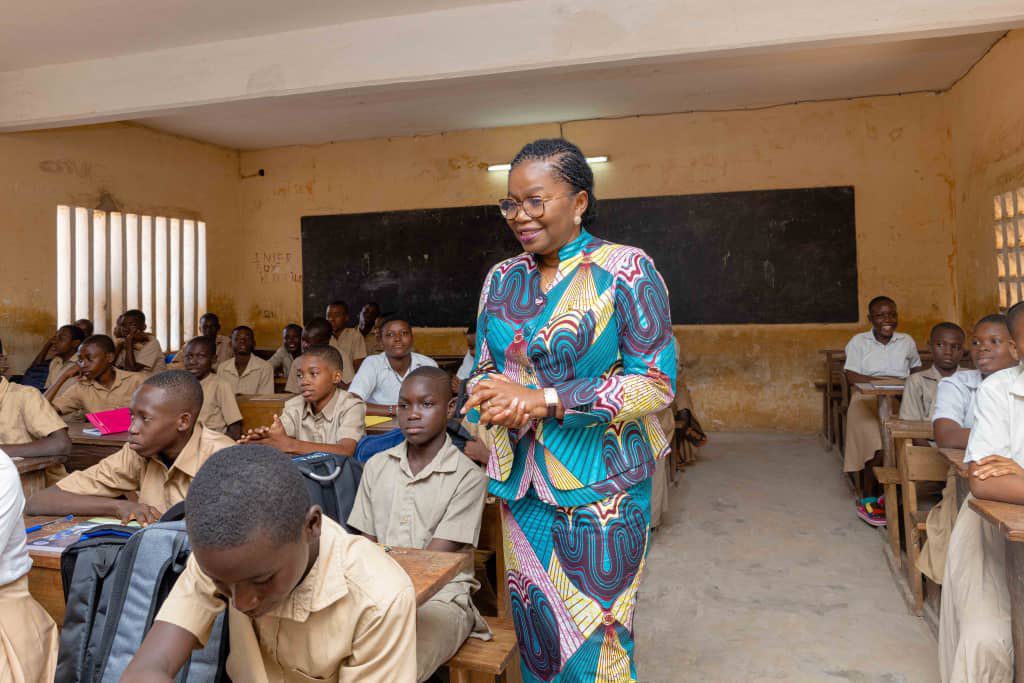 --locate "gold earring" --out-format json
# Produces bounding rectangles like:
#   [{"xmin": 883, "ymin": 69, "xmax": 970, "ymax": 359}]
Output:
[{"xmin": 574, "ymin": 216, "xmax": 581, "ymax": 225}]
